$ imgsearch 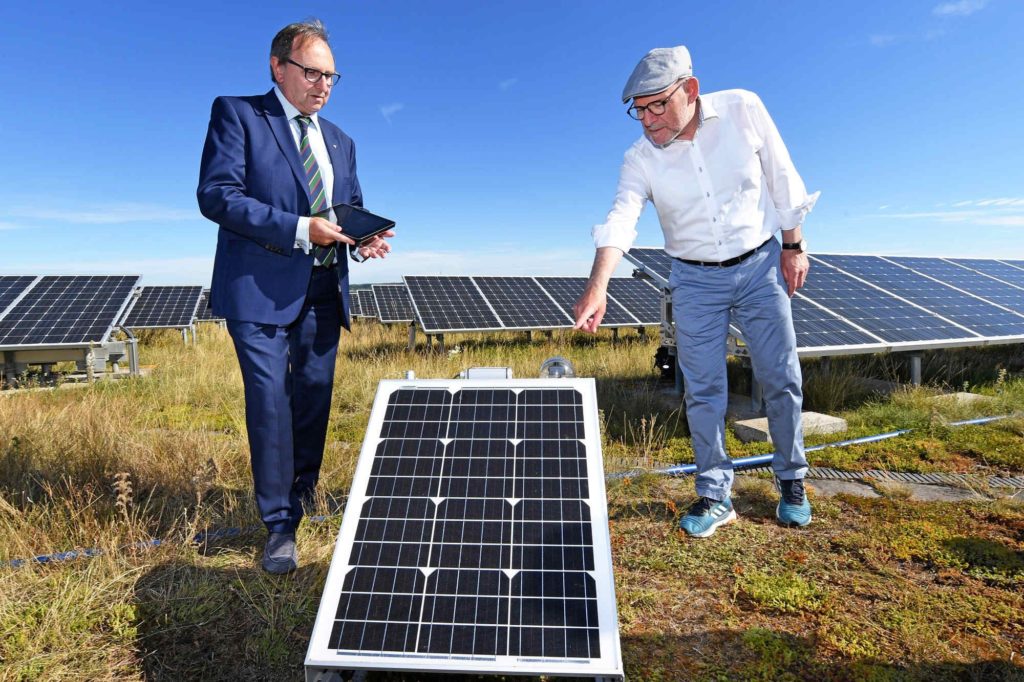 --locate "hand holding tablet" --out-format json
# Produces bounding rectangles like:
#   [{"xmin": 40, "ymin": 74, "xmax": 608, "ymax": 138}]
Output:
[{"xmin": 312, "ymin": 203, "xmax": 396, "ymax": 246}]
